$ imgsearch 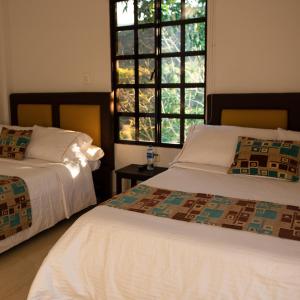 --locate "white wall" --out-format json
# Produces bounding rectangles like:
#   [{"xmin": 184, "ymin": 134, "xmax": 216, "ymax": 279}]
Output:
[
  {"xmin": 5, "ymin": 0, "xmax": 111, "ymax": 93},
  {"xmin": 0, "ymin": 0, "xmax": 300, "ymax": 173},
  {"xmin": 115, "ymin": 144, "xmax": 180, "ymax": 169},
  {"xmin": 208, "ymin": 0, "xmax": 300, "ymax": 93}
]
